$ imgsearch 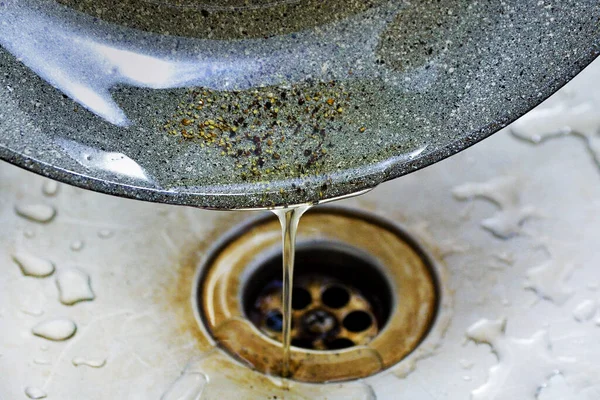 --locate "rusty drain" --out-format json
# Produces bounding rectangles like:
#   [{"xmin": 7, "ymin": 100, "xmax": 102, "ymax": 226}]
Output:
[{"xmin": 195, "ymin": 207, "xmax": 440, "ymax": 383}]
